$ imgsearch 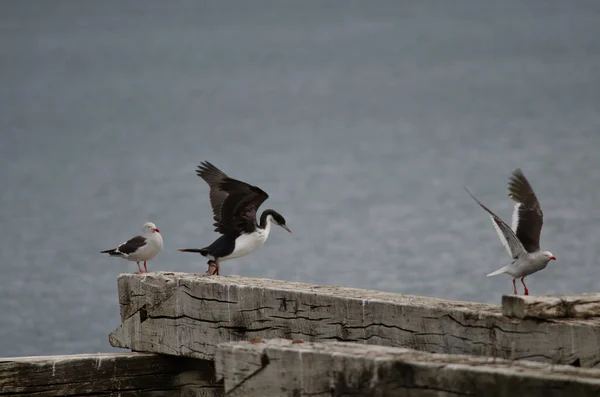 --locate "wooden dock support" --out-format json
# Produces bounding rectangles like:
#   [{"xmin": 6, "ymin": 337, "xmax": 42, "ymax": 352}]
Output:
[
  {"xmin": 502, "ymin": 293, "xmax": 600, "ymax": 319},
  {"xmin": 109, "ymin": 272, "xmax": 600, "ymax": 368},
  {"xmin": 6, "ymin": 272, "xmax": 600, "ymax": 396},
  {"xmin": 215, "ymin": 338, "xmax": 600, "ymax": 396},
  {"xmin": 0, "ymin": 352, "xmax": 222, "ymax": 396}
]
